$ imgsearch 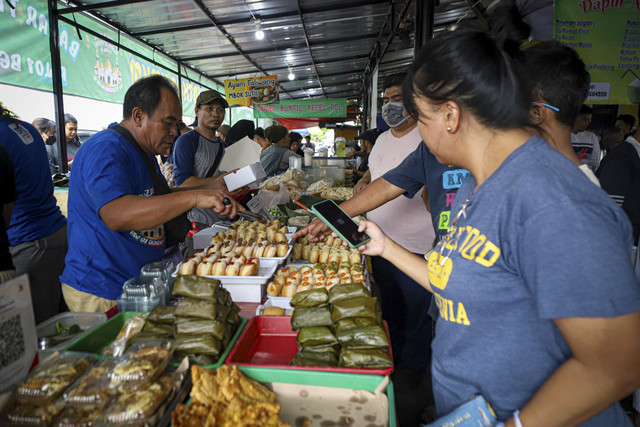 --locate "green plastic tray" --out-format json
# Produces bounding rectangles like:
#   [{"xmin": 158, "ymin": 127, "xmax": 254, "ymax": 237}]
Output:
[
  {"xmin": 224, "ymin": 366, "xmax": 396, "ymax": 426},
  {"xmin": 64, "ymin": 311, "xmax": 247, "ymax": 369}
]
